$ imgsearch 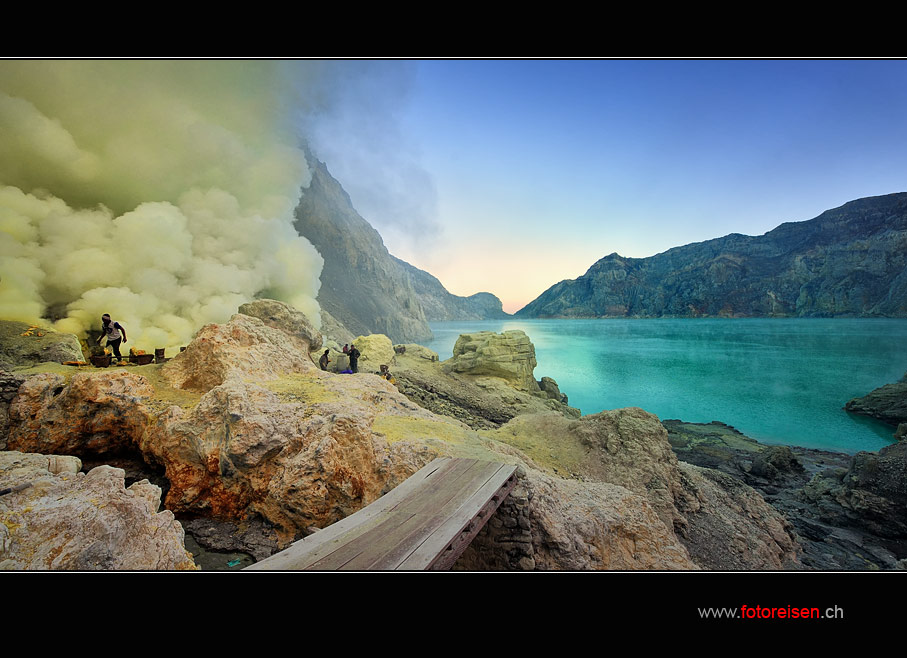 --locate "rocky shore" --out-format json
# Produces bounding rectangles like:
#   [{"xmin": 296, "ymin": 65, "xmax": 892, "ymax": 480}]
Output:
[
  {"xmin": 1, "ymin": 302, "xmax": 904, "ymax": 571},
  {"xmin": 844, "ymin": 372, "xmax": 907, "ymax": 439},
  {"xmin": 665, "ymin": 419, "xmax": 907, "ymax": 569}
]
